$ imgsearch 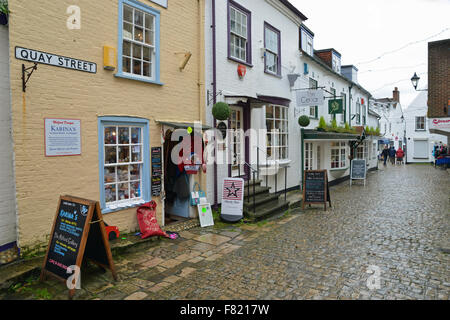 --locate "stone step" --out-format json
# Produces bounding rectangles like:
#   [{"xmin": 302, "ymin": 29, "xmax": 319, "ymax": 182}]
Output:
[
  {"xmin": 244, "ymin": 179, "xmax": 263, "ymax": 188},
  {"xmin": 242, "ymin": 185, "xmax": 271, "ymax": 198},
  {"xmin": 243, "ymin": 192, "xmax": 280, "ymax": 209},
  {"xmin": 244, "ymin": 199, "xmax": 290, "ymax": 222}
]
